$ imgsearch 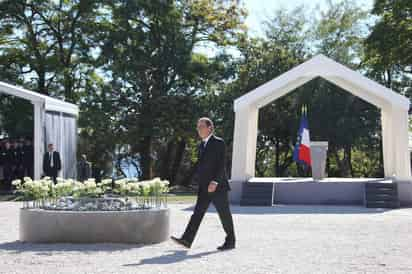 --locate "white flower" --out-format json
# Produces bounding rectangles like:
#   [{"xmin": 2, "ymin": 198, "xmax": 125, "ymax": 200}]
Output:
[
  {"xmin": 101, "ymin": 179, "xmax": 112, "ymax": 185},
  {"xmin": 12, "ymin": 179, "xmax": 22, "ymax": 186}
]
